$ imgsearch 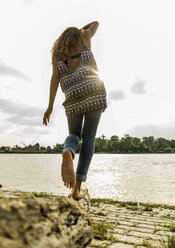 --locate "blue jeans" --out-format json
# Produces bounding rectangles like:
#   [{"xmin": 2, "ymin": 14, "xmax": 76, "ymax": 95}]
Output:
[{"xmin": 62, "ymin": 109, "xmax": 102, "ymax": 182}]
